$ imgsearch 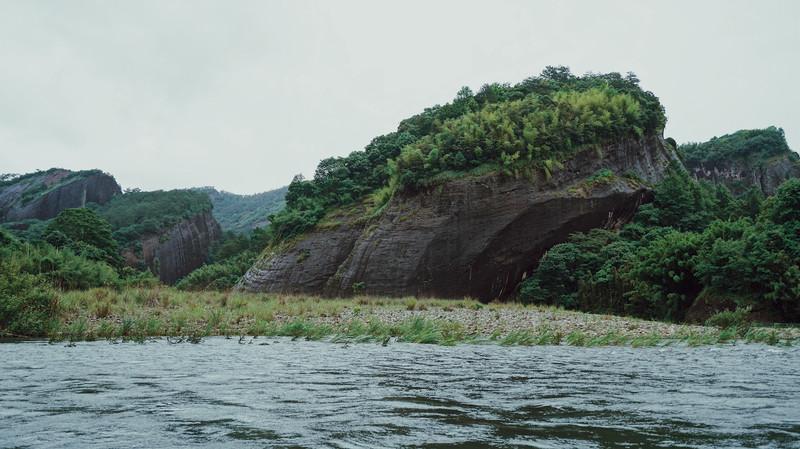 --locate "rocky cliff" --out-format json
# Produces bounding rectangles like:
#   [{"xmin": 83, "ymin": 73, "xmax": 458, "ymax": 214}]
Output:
[
  {"xmin": 685, "ymin": 154, "xmax": 800, "ymax": 195},
  {"xmin": 238, "ymin": 133, "xmax": 679, "ymax": 300},
  {"xmin": 122, "ymin": 211, "xmax": 222, "ymax": 284},
  {"xmin": 0, "ymin": 169, "xmax": 121, "ymax": 222}
]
